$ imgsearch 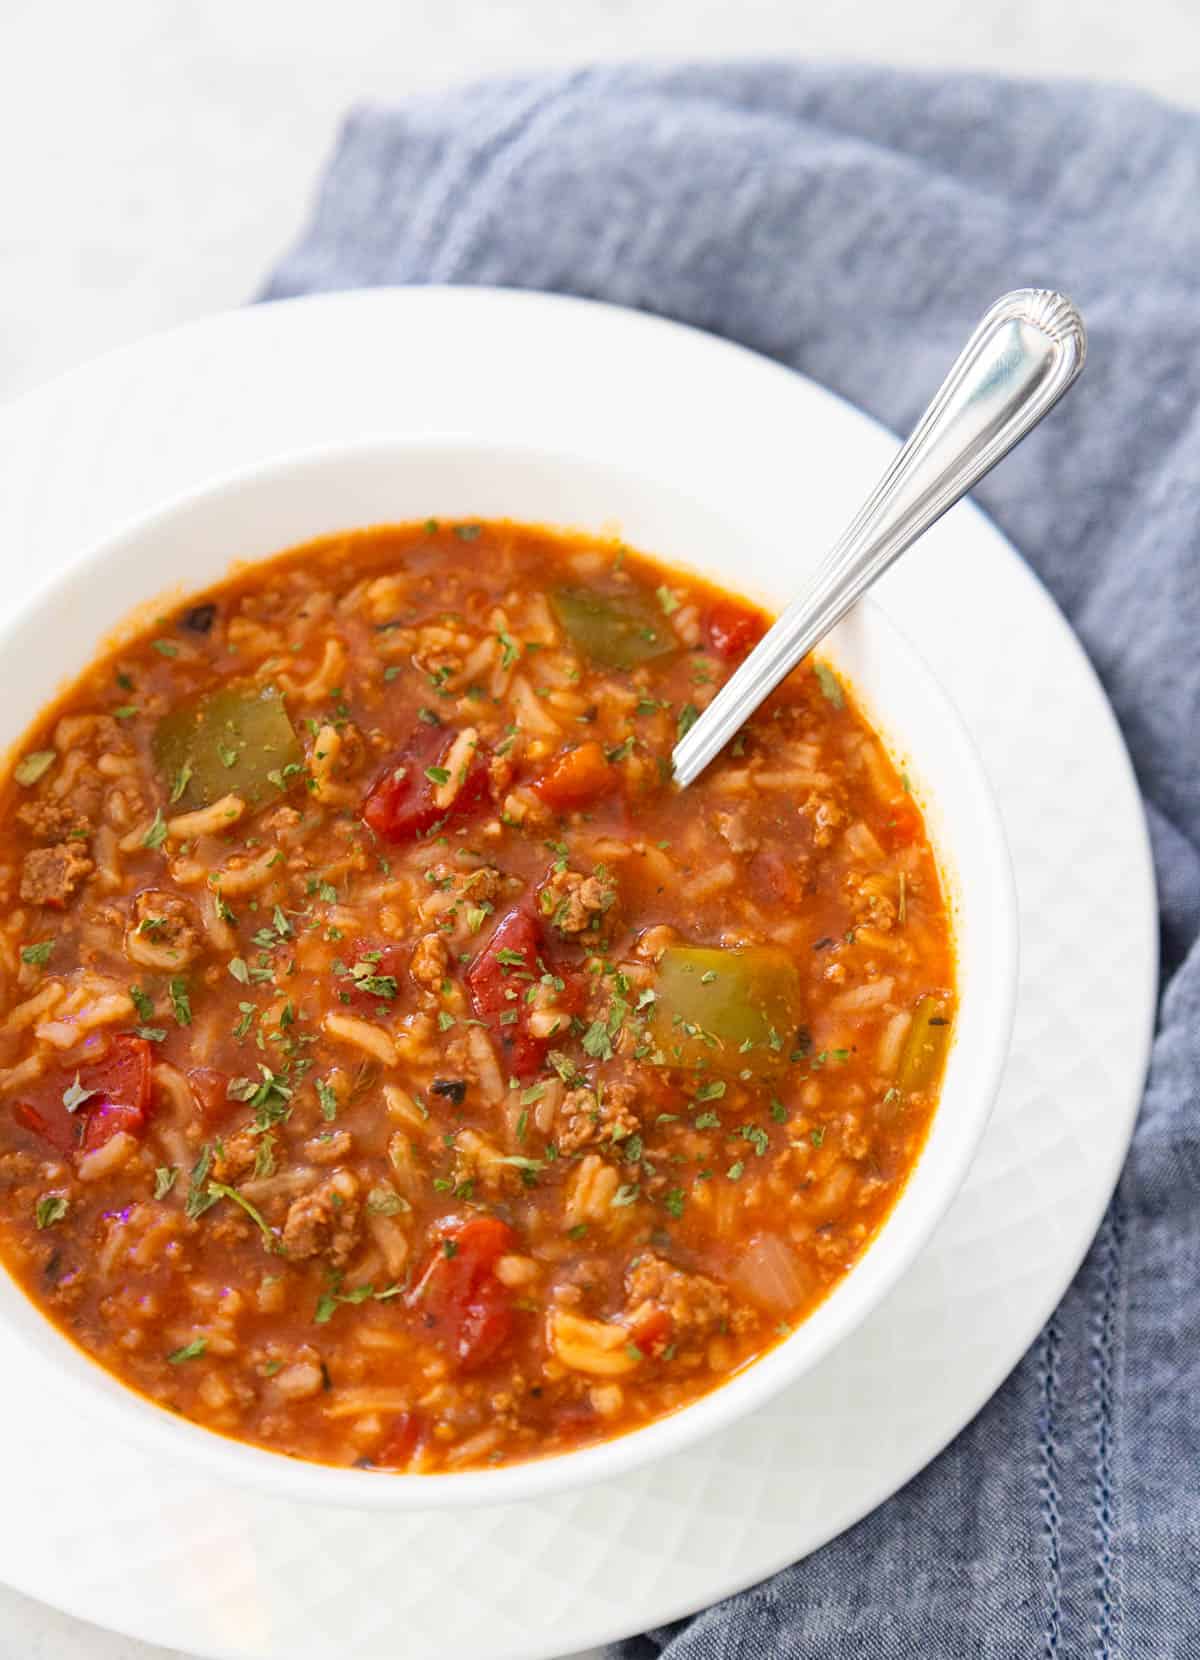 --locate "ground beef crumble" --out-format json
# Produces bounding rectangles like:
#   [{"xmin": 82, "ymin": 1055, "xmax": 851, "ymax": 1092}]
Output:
[
  {"xmin": 281, "ymin": 1170, "xmax": 361, "ymax": 1267},
  {"xmin": 19, "ymin": 842, "xmax": 94, "ymax": 908}
]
